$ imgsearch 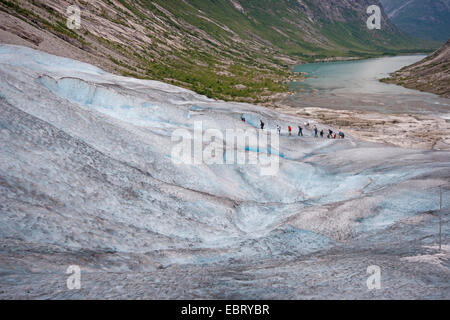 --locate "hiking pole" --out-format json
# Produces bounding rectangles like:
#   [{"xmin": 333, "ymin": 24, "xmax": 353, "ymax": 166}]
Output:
[{"xmin": 439, "ymin": 186, "xmax": 442, "ymax": 252}]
